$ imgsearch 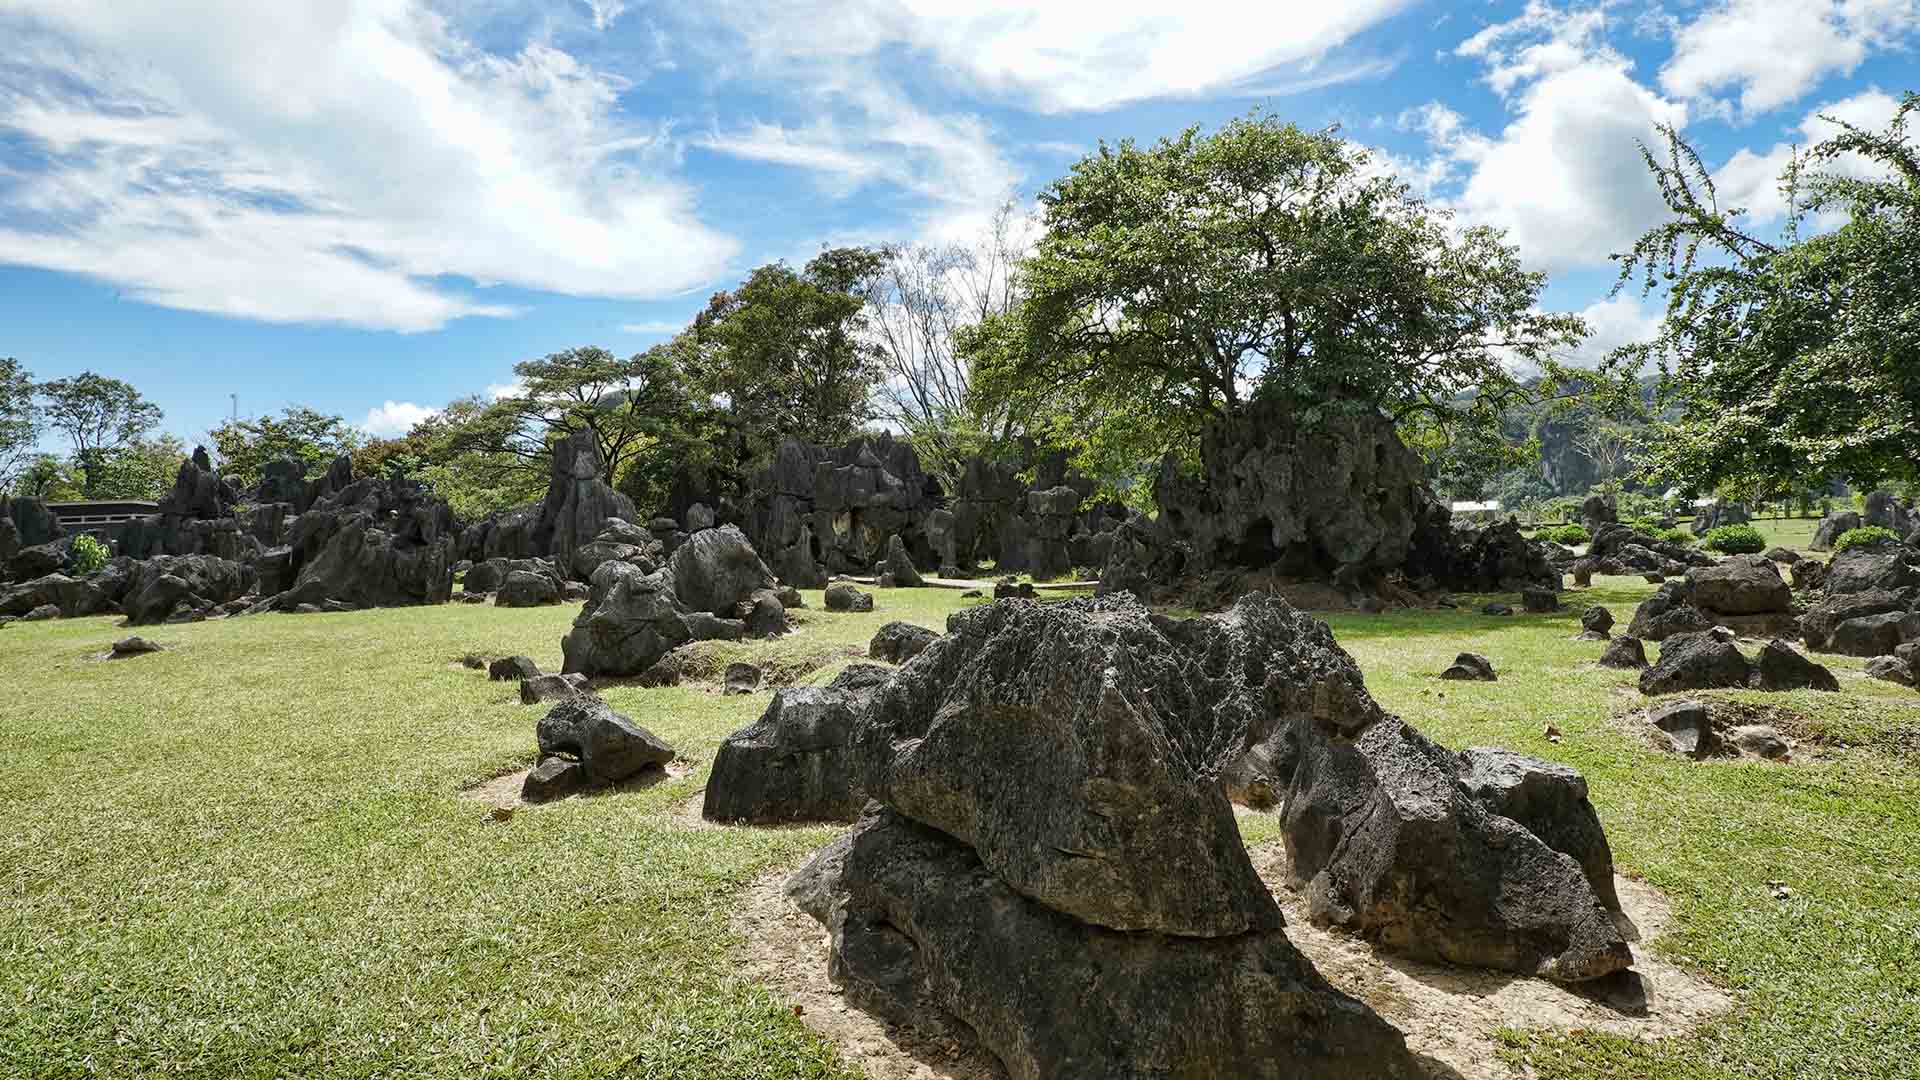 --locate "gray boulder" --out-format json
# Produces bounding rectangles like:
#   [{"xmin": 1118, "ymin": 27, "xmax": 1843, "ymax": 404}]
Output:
[
  {"xmin": 1825, "ymin": 540, "xmax": 1920, "ymax": 595},
  {"xmin": 723, "ymin": 662, "xmax": 762, "ymax": 696},
  {"xmin": 1731, "ymin": 725, "xmax": 1790, "ymax": 759},
  {"xmin": 666, "ymin": 525, "xmax": 776, "ymax": 615},
  {"xmin": 1809, "ymin": 509, "xmax": 1861, "ymax": 552},
  {"xmin": 544, "ymin": 428, "xmax": 639, "ymax": 581},
  {"xmin": 496, "ymin": 569, "xmax": 561, "ymax": 608},
  {"xmin": 561, "ymin": 569, "xmax": 693, "ymax": 678},
  {"xmin": 489, "ymin": 655, "xmax": 541, "ymax": 682},
  {"xmin": 1649, "ymin": 699, "xmax": 1718, "ymax": 757},
  {"xmin": 123, "ymin": 555, "xmax": 256, "ymax": 625},
  {"xmin": 1800, "ymin": 589, "xmax": 1909, "ymax": 652},
  {"xmin": 1579, "ymin": 605, "xmax": 1615, "ymax": 639},
  {"xmin": 702, "ymin": 663, "xmax": 893, "ymax": 825},
  {"xmin": 1763, "ymin": 547, "xmax": 1801, "ymax": 564},
  {"xmin": 855, "ymin": 595, "xmax": 1283, "ymax": 937},
  {"xmin": 1627, "ymin": 581, "xmax": 1716, "ymax": 641},
  {"xmin": 1751, "ymin": 638, "xmax": 1839, "ymax": 692},
  {"xmin": 1439, "ymin": 652, "xmax": 1497, "ymax": 681},
  {"xmin": 1598, "ymin": 635, "xmax": 1649, "ymax": 670},
  {"xmin": 1828, "ymin": 611, "xmax": 1920, "ymax": 657},
  {"xmin": 519, "ymin": 673, "xmax": 591, "ymax": 704},
  {"xmin": 824, "ymin": 581, "xmax": 873, "ymax": 612},
  {"xmin": 1522, "ymin": 587, "xmax": 1560, "ymax": 613},
  {"xmin": 1455, "ymin": 747, "xmax": 1621, "ymax": 910},
  {"xmin": 868, "ymin": 620, "xmax": 939, "ymax": 664},
  {"xmin": 788, "ymin": 806, "xmax": 1422, "ymax": 1080},
  {"xmin": 878, "ymin": 533, "xmax": 924, "ymax": 588},
  {"xmin": 1282, "ymin": 710, "xmax": 1631, "ymax": 982},
  {"xmin": 521, "ymin": 757, "xmax": 586, "ymax": 803},
  {"xmin": 465, "ymin": 557, "xmax": 562, "ymax": 595},
  {"xmin": 1865, "ymin": 652, "xmax": 1919, "ymax": 687},
  {"xmin": 736, "ymin": 589, "xmax": 787, "ymax": 639},
  {"xmin": 535, "ymin": 696, "xmax": 675, "ymax": 786},
  {"xmin": 1639, "ymin": 631, "xmax": 1752, "ymax": 696},
  {"xmin": 23, "ymin": 603, "xmax": 60, "ymax": 621},
  {"xmin": 109, "ymin": 636, "xmax": 163, "ymax": 658},
  {"xmin": 1688, "ymin": 555, "xmax": 1792, "ymax": 615}
]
